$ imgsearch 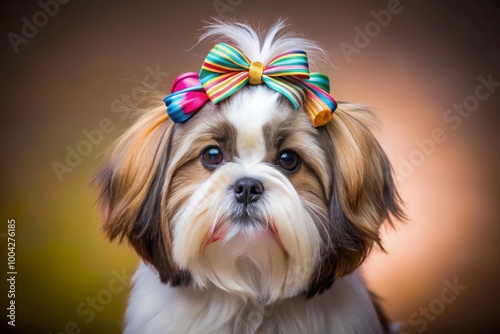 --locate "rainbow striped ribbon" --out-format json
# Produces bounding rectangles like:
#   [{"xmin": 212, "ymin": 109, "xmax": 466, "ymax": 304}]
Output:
[{"xmin": 165, "ymin": 43, "xmax": 337, "ymax": 126}]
